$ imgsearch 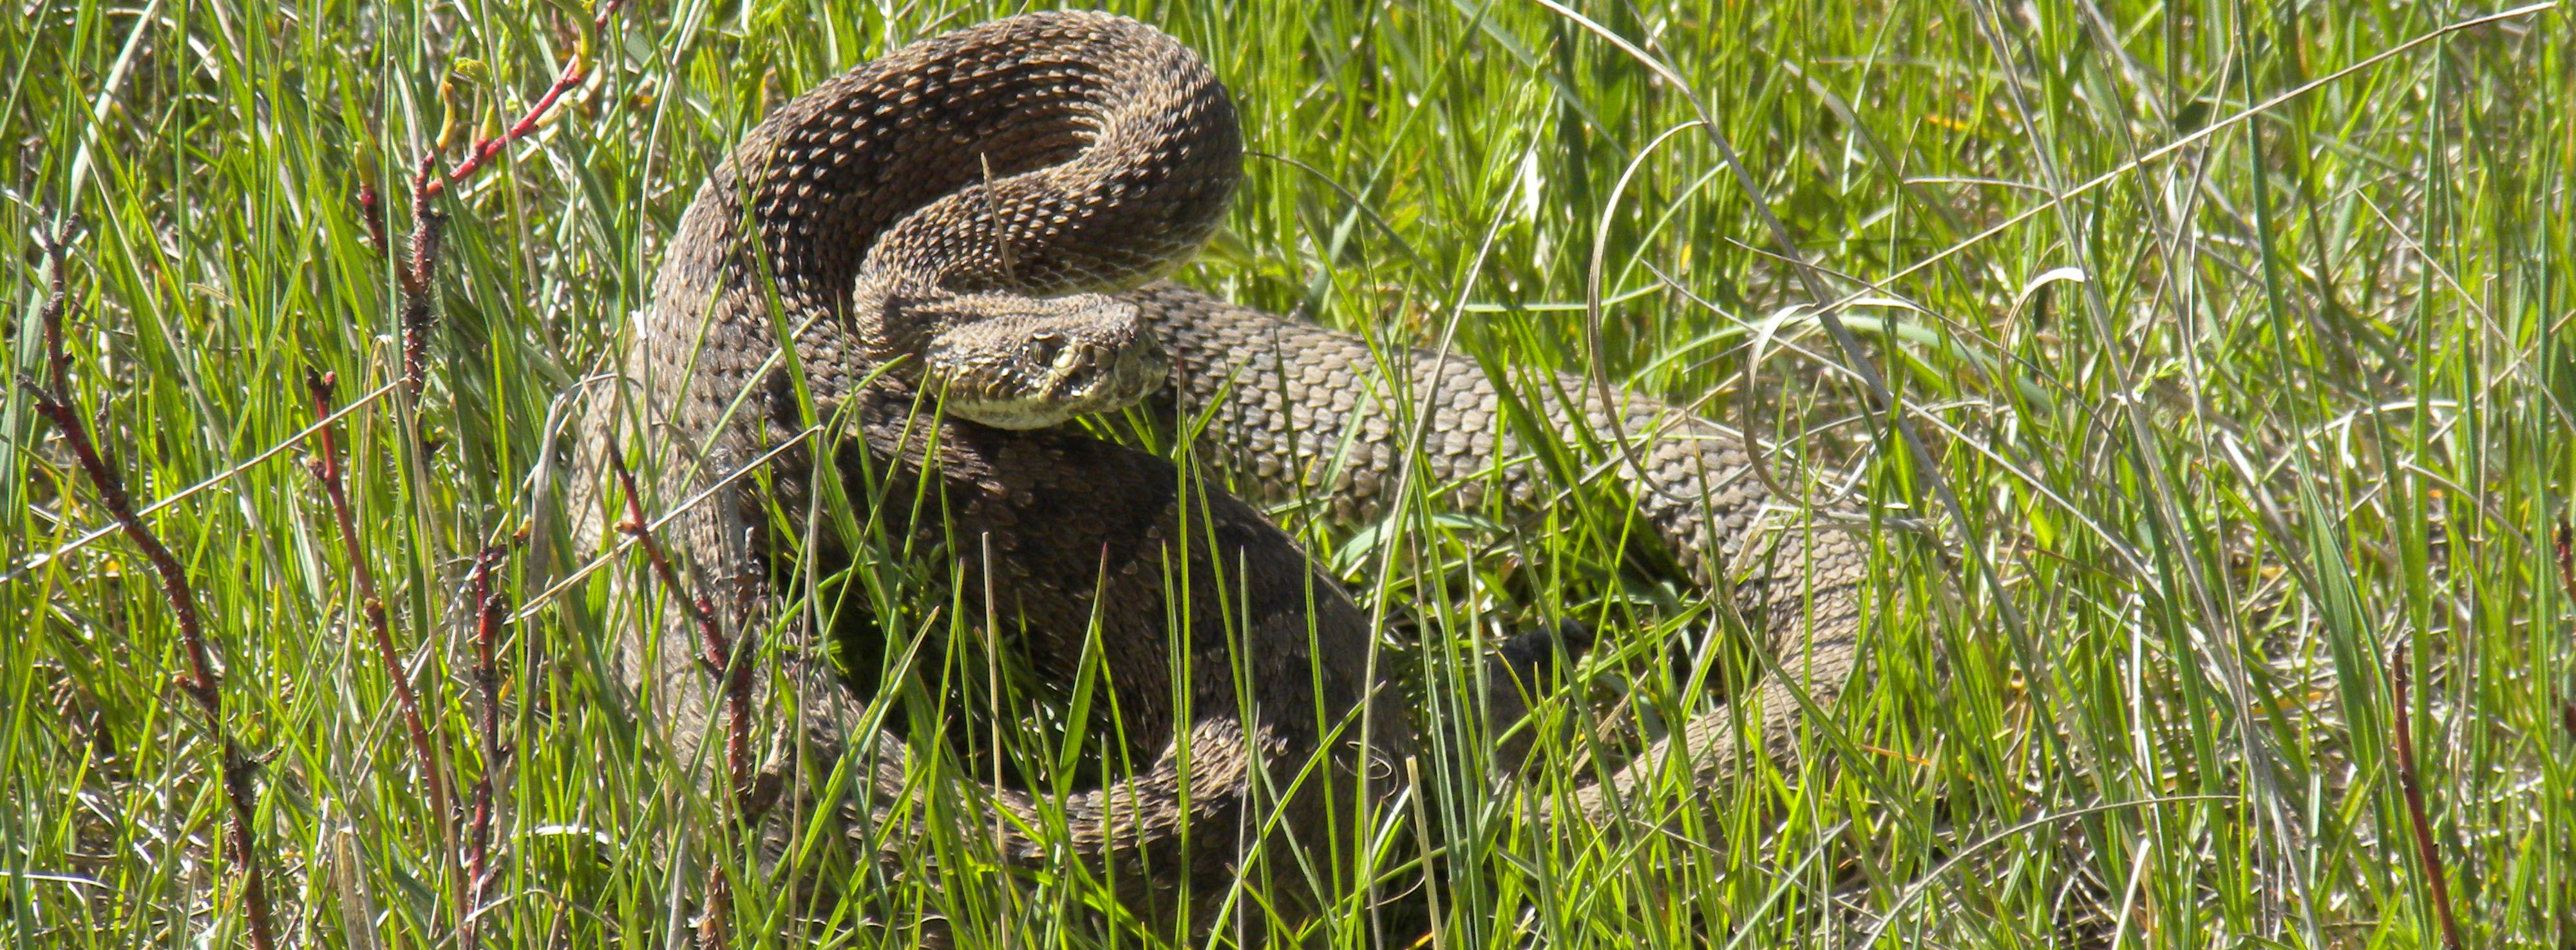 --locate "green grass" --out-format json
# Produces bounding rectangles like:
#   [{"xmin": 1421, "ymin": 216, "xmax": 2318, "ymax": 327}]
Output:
[{"xmin": 6, "ymin": 0, "xmax": 2573, "ymax": 946}]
